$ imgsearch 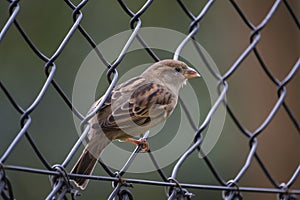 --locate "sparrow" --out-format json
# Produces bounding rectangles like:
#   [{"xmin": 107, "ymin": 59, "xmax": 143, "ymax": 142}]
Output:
[{"xmin": 70, "ymin": 59, "xmax": 200, "ymax": 189}]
